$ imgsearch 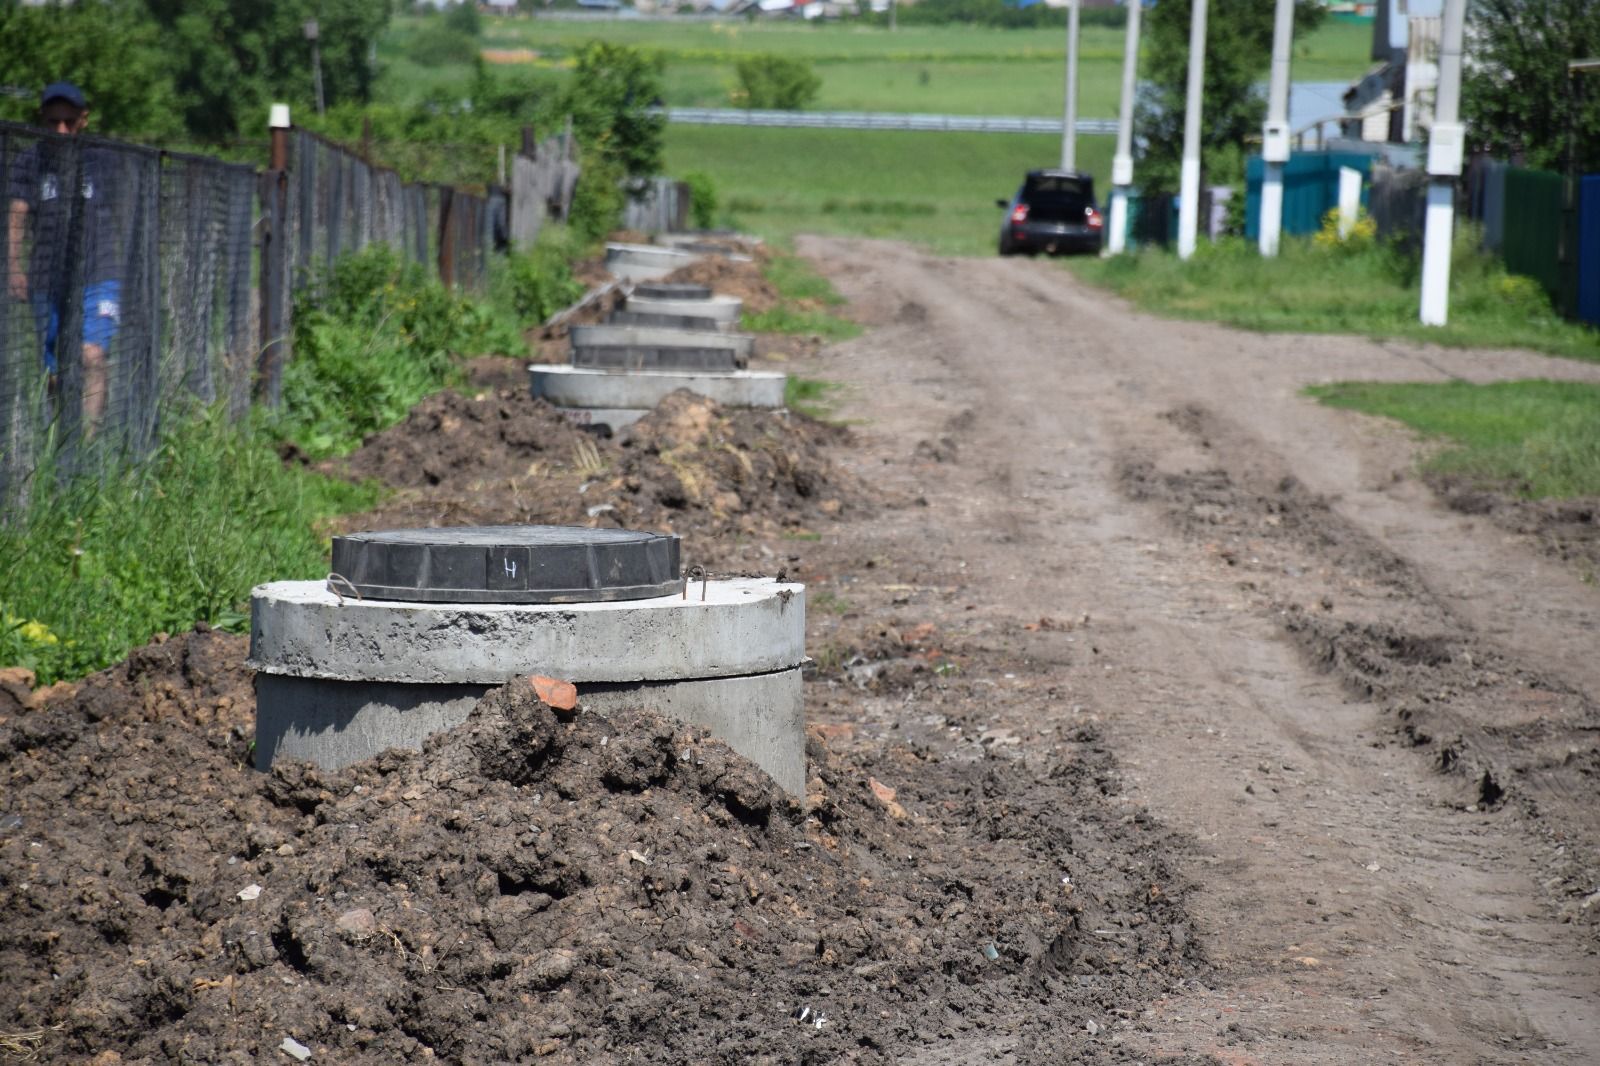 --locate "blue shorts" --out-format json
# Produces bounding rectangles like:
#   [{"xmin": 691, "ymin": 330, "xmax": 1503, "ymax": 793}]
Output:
[{"xmin": 34, "ymin": 280, "xmax": 121, "ymax": 374}]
